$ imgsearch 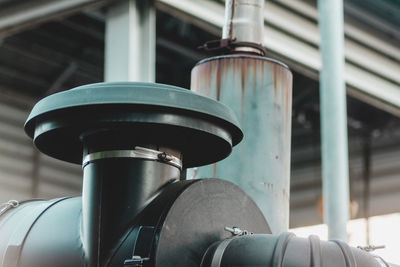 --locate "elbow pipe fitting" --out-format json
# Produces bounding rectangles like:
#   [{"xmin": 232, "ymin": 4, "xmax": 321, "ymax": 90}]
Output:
[{"xmin": 201, "ymin": 232, "xmax": 388, "ymax": 267}]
